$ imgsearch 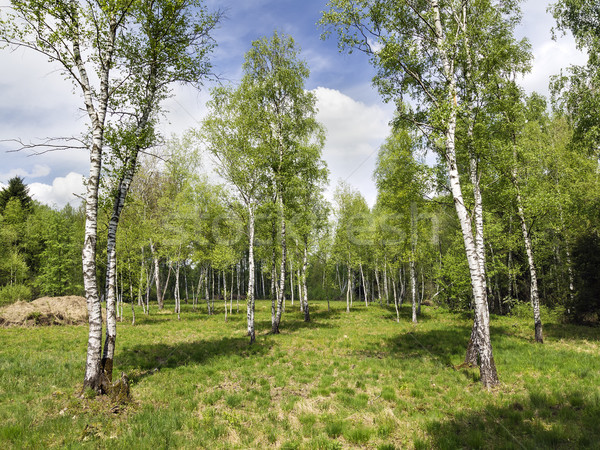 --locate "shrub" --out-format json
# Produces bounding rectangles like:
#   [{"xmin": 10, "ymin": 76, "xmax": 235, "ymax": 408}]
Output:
[{"xmin": 0, "ymin": 284, "xmax": 32, "ymax": 305}]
